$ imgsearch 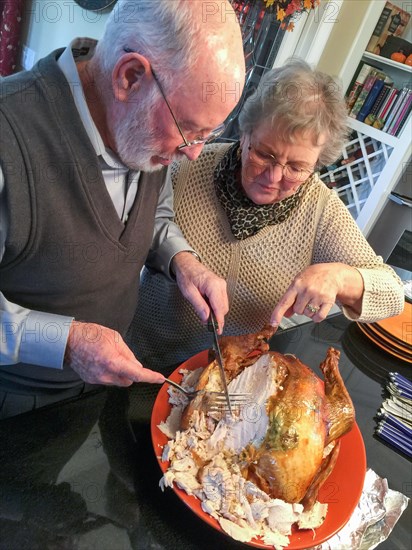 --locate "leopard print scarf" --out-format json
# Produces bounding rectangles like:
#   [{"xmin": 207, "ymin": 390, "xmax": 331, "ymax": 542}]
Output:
[{"xmin": 214, "ymin": 142, "xmax": 303, "ymax": 240}]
